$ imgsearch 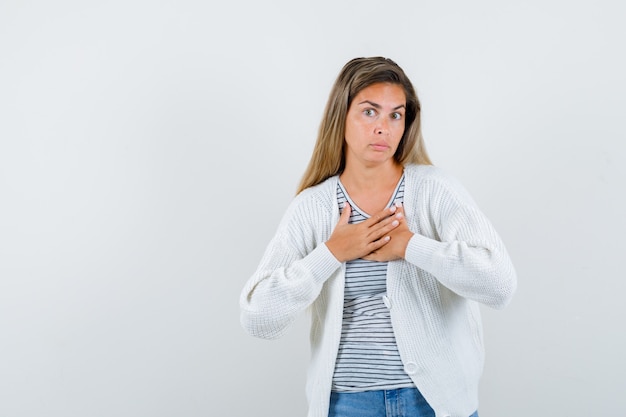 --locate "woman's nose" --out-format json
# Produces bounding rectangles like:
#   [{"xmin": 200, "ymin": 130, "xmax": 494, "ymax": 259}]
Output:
[{"xmin": 375, "ymin": 119, "xmax": 389, "ymax": 134}]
